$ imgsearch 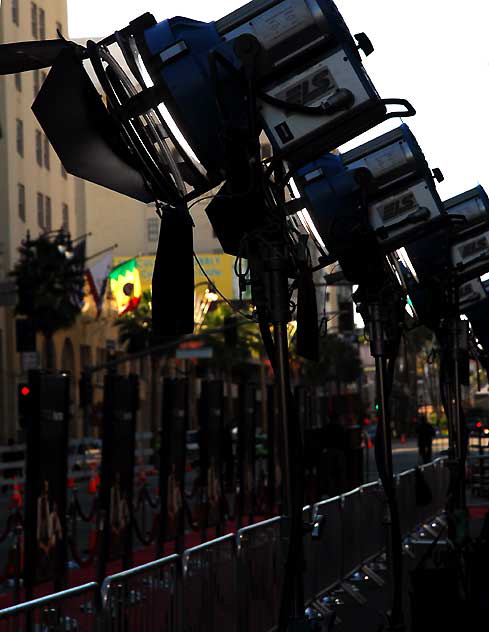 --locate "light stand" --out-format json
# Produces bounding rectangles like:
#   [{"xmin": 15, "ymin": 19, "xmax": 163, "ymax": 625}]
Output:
[
  {"xmin": 356, "ymin": 281, "xmax": 406, "ymax": 632},
  {"xmin": 248, "ymin": 241, "xmax": 312, "ymax": 631},
  {"xmin": 438, "ymin": 278, "xmax": 468, "ymax": 541}
]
